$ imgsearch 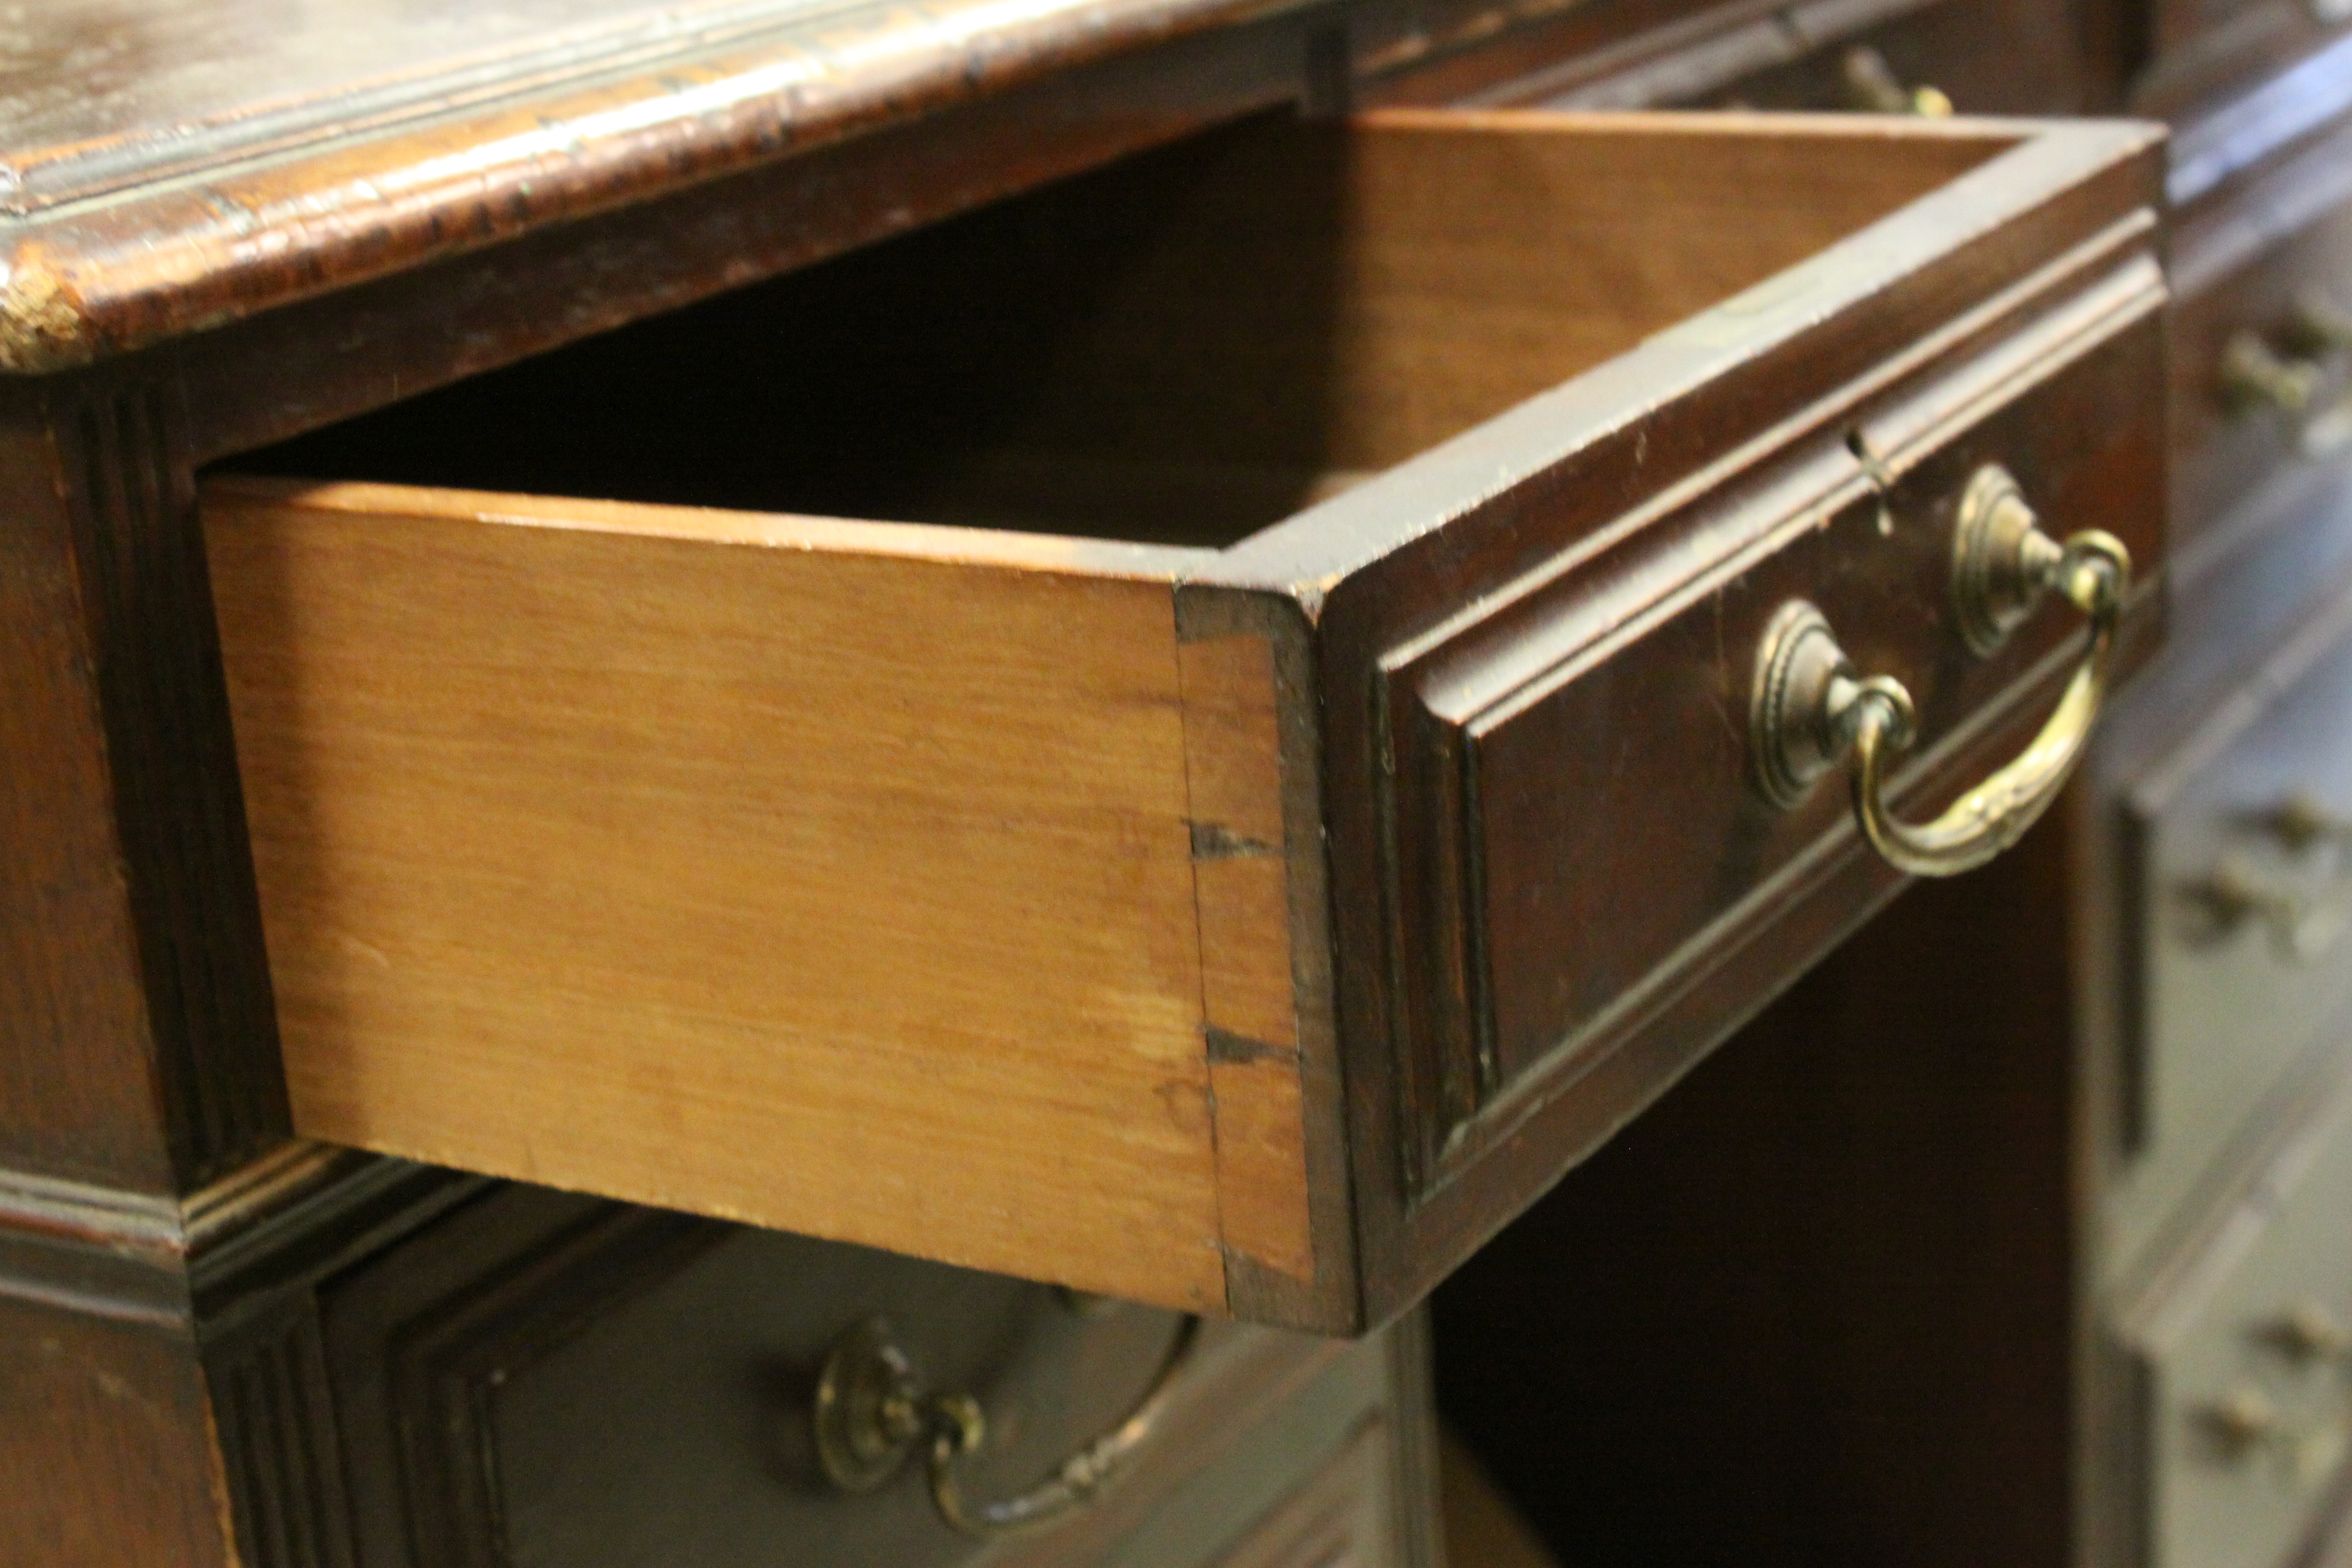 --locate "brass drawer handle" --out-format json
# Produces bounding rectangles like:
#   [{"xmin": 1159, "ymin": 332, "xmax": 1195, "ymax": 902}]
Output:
[
  {"xmin": 2270, "ymin": 1300, "xmax": 2352, "ymax": 1366},
  {"xmin": 2223, "ymin": 312, "xmax": 2352, "ymax": 459},
  {"xmin": 1839, "ymin": 46, "xmax": 1954, "ymax": 117},
  {"xmin": 2284, "ymin": 293, "xmax": 2352, "ymax": 357},
  {"xmin": 2222, "ymin": 332, "xmax": 2325, "ymax": 417},
  {"xmin": 2183, "ymin": 855, "xmax": 2351, "ymax": 964},
  {"xmin": 2266, "ymin": 792, "xmax": 2352, "ymax": 856},
  {"xmin": 2183, "ymin": 796, "xmax": 2352, "ymax": 963},
  {"xmin": 1752, "ymin": 465, "xmax": 2130, "ymax": 878},
  {"xmin": 814, "ymin": 1313, "xmax": 1200, "ymax": 1537},
  {"xmin": 2203, "ymin": 1384, "xmax": 2352, "ymax": 1488}
]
